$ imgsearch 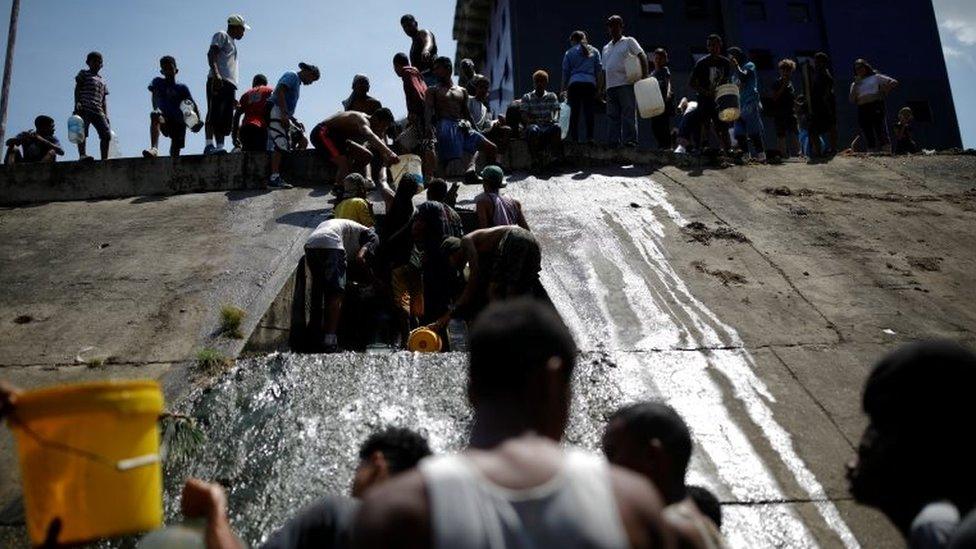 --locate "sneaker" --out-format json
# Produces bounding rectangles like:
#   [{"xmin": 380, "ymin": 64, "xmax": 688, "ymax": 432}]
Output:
[
  {"xmin": 203, "ymin": 144, "xmax": 216, "ymax": 155},
  {"xmin": 214, "ymin": 147, "xmax": 228, "ymax": 156},
  {"xmin": 142, "ymin": 147, "xmax": 158, "ymax": 158},
  {"xmin": 79, "ymin": 155, "xmax": 95, "ymax": 163},
  {"xmin": 674, "ymin": 145, "xmax": 687, "ymax": 154},
  {"xmin": 267, "ymin": 176, "xmax": 293, "ymax": 189}
]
